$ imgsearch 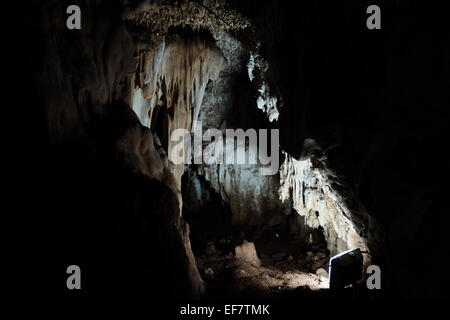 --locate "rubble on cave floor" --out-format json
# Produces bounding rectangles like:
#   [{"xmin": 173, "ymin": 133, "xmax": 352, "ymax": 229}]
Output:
[{"xmin": 195, "ymin": 226, "xmax": 331, "ymax": 299}]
